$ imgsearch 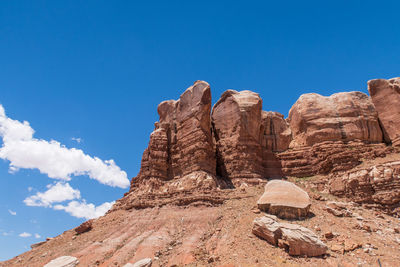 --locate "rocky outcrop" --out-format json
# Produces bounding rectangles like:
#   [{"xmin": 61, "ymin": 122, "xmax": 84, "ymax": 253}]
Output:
[
  {"xmin": 43, "ymin": 256, "xmax": 79, "ymax": 267},
  {"xmin": 252, "ymin": 215, "xmax": 327, "ymax": 257},
  {"xmin": 277, "ymin": 141, "xmax": 393, "ymax": 177},
  {"xmin": 257, "ymin": 180, "xmax": 311, "ymax": 219},
  {"xmin": 288, "ymin": 92, "xmax": 383, "ymax": 148},
  {"xmin": 122, "ymin": 80, "xmax": 397, "ymax": 211},
  {"xmin": 75, "ymin": 220, "xmax": 92, "ymax": 235},
  {"xmin": 212, "ymin": 90, "xmax": 264, "ymax": 181},
  {"xmin": 368, "ymin": 77, "xmax": 400, "ymax": 146},
  {"xmin": 134, "ymin": 80, "xmax": 216, "ymax": 186},
  {"xmin": 329, "ymin": 161, "xmax": 400, "ymax": 215}
]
